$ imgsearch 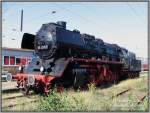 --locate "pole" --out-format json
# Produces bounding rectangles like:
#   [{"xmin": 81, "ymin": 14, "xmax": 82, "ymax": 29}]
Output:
[{"xmin": 20, "ymin": 9, "xmax": 23, "ymax": 32}]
